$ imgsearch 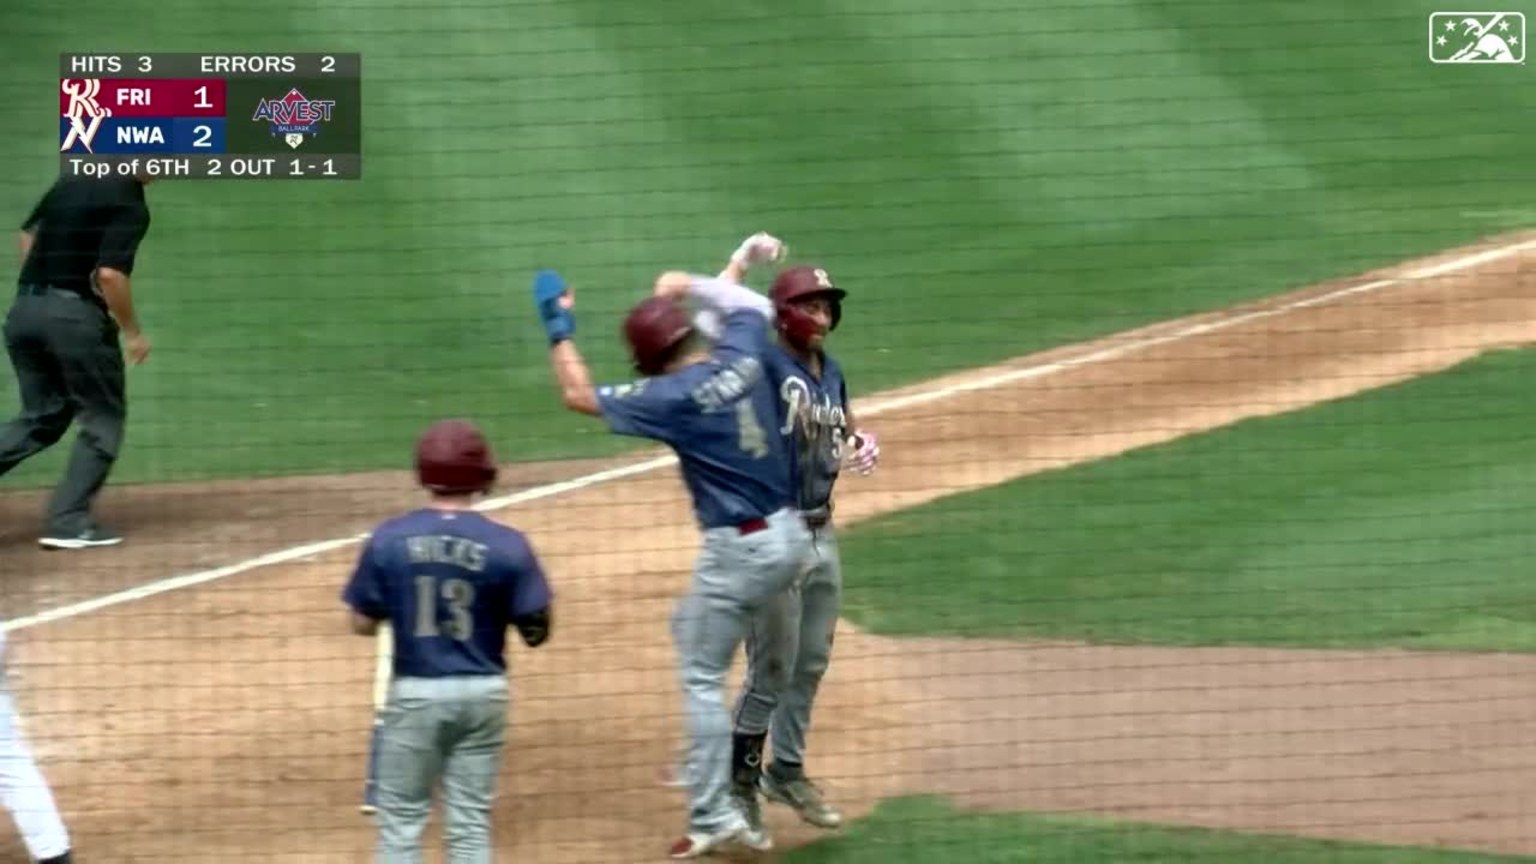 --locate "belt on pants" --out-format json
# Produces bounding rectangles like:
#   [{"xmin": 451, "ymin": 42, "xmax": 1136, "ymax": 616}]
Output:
[
  {"xmin": 735, "ymin": 517, "xmax": 769, "ymax": 535},
  {"xmin": 17, "ymin": 284, "xmax": 90, "ymax": 301}
]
